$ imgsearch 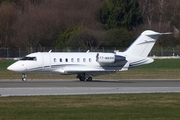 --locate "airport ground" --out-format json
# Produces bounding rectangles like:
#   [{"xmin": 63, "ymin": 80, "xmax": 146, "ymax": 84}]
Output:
[{"xmin": 0, "ymin": 79, "xmax": 180, "ymax": 96}]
